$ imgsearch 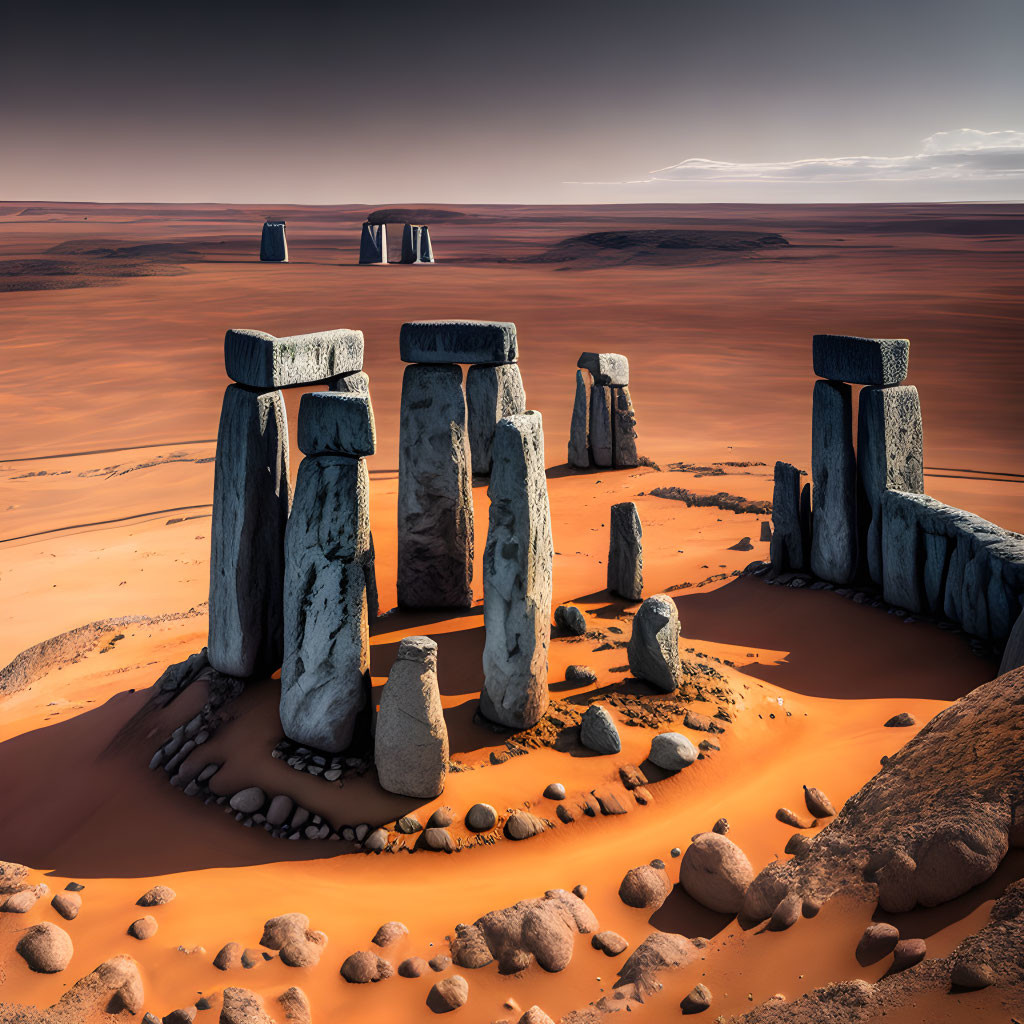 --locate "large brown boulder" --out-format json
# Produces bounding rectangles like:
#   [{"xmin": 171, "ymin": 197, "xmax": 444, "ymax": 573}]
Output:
[
  {"xmin": 17, "ymin": 922, "xmax": 74, "ymax": 973},
  {"xmin": 617, "ymin": 931, "xmax": 699, "ymax": 998},
  {"xmin": 679, "ymin": 833, "xmax": 754, "ymax": 913},
  {"xmin": 618, "ymin": 862, "xmax": 672, "ymax": 910},
  {"xmin": 260, "ymin": 912, "xmax": 328, "ymax": 967},
  {"xmin": 220, "ymin": 987, "xmax": 274, "ymax": 1023},
  {"xmin": 340, "ymin": 950, "xmax": 393, "ymax": 983}
]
